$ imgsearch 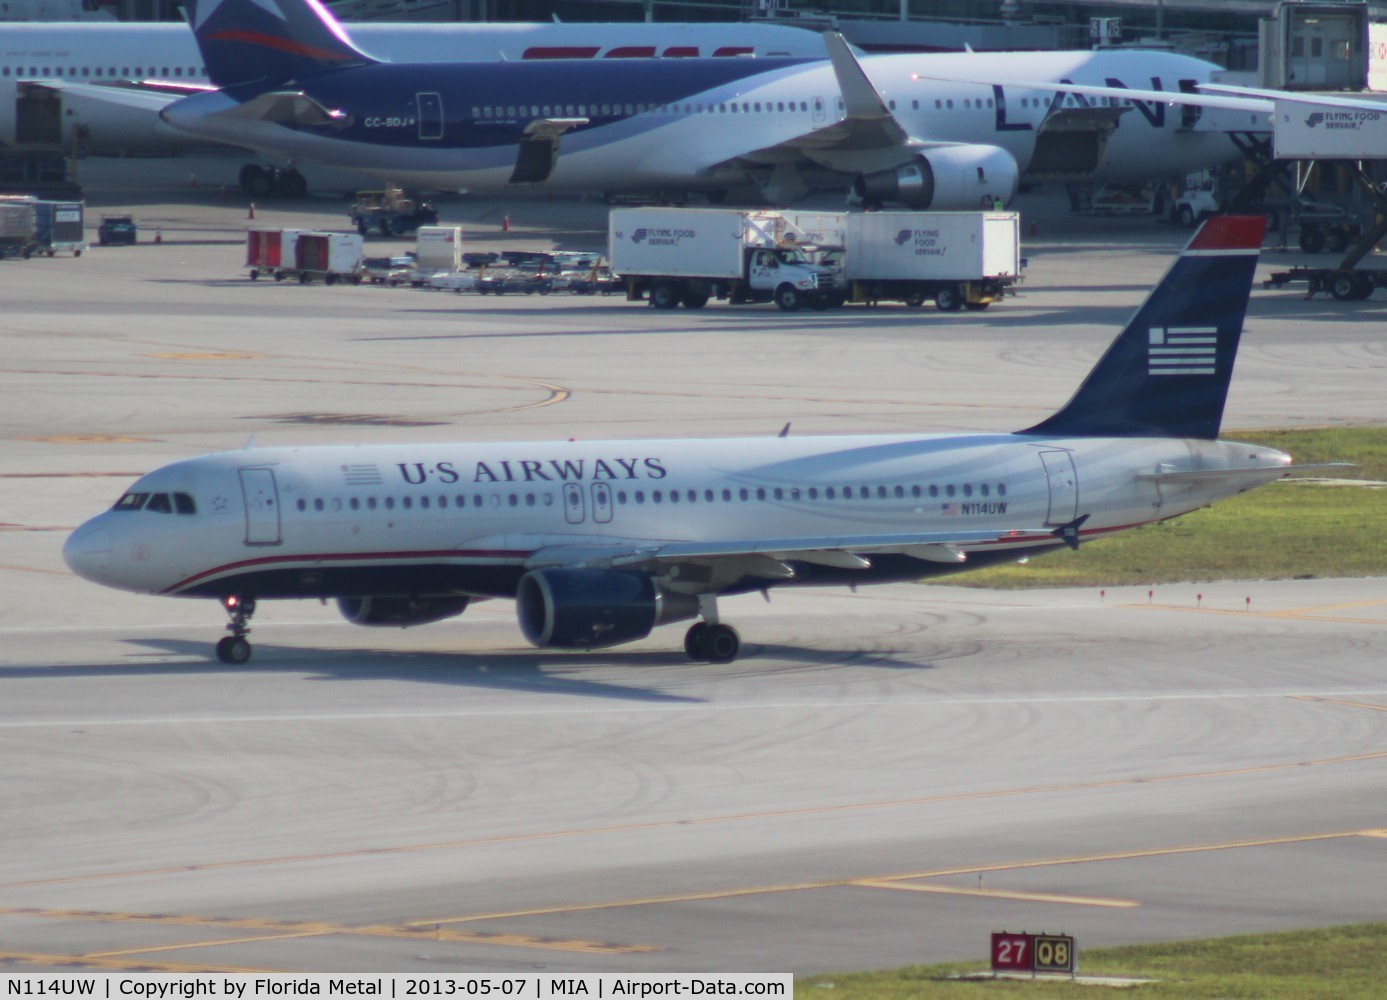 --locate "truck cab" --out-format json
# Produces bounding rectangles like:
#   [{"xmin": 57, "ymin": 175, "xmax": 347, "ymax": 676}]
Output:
[{"xmin": 743, "ymin": 245, "xmax": 840, "ymax": 311}]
